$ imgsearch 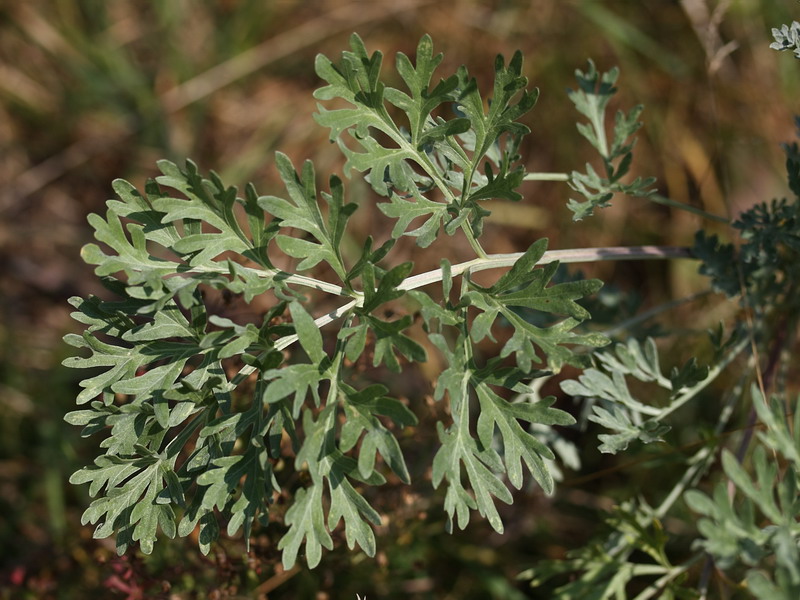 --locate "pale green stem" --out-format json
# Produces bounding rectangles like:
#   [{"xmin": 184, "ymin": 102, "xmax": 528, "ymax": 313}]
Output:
[
  {"xmin": 594, "ymin": 380, "xmax": 743, "ymax": 572},
  {"xmin": 629, "ymin": 565, "xmax": 673, "ymax": 577},
  {"xmin": 523, "ymin": 172, "xmax": 570, "ymax": 182},
  {"xmin": 232, "ymin": 245, "xmax": 696, "ymax": 376},
  {"xmin": 275, "ymin": 297, "xmax": 362, "ymax": 352},
  {"xmin": 230, "ymin": 365, "xmax": 257, "ymax": 385},
  {"xmin": 280, "ymin": 273, "xmax": 348, "ymax": 296},
  {"xmin": 229, "ymin": 295, "xmax": 362, "ymax": 385},
  {"xmin": 631, "ymin": 562, "xmax": 697, "ymax": 600},
  {"xmin": 267, "ymin": 245, "xmax": 696, "ymax": 358},
  {"xmin": 461, "ymin": 220, "xmax": 489, "ymax": 259},
  {"xmin": 388, "ymin": 122, "xmax": 491, "ymax": 262},
  {"xmin": 376, "ymin": 111, "xmax": 495, "ymax": 262},
  {"xmin": 399, "ymin": 245, "xmax": 694, "ymax": 291},
  {"xmin": 589, "ymin": 380, "xmax": 742, "ymax": 587},
  {"xmin": 397, "ymin": 135, "xmax": 491, "ymax": 261},
  {"xmin": 189, "ymin": 263, "xmax": 349, "ymax": 297},
  {"xmin": 387, "ymin": 126, "xmax": 460, "ymax": 205},
  {"xmin": 658, "ymin": 445, "xmax": 715, "ymax": 521}
]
